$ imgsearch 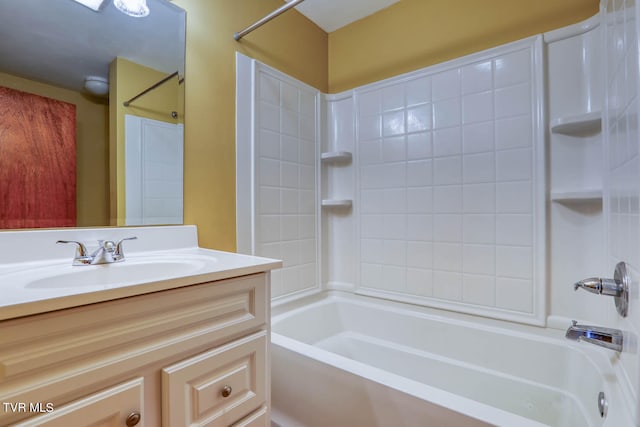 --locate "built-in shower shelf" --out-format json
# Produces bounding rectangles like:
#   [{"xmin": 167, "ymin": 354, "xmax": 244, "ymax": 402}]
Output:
[
  {"xmin": 550, "ymin": 111, "xmax": 601, "ymax": 135},
  {"xmin": 321, "ymin": 199, "xmax": 353, "ymax": 208},
  {"xmin": 551, "ymin": 189, "xmax": 602, "ymax": 203},
  {"xmin": 321, "ymin": 151, "xmax": 352, "ymax": 164}
]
